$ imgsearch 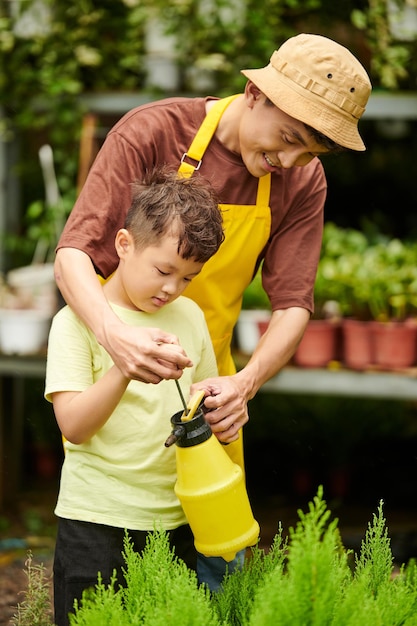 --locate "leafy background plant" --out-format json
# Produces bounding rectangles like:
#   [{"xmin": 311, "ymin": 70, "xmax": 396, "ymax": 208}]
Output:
[
  {"xmin": 1, "ymin": 0, "xmax": 416, "ymax": 268},
  {"xmin": 0, "ymin": 0, "xmax": 148, "ymax": 267},
  {"xmin": 351, "ymin": 0, "xmax": 415, "ymax": 89},
  {"xmin": 315, "ymin": 222, "xmax": 417, "ymax": 320}
]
